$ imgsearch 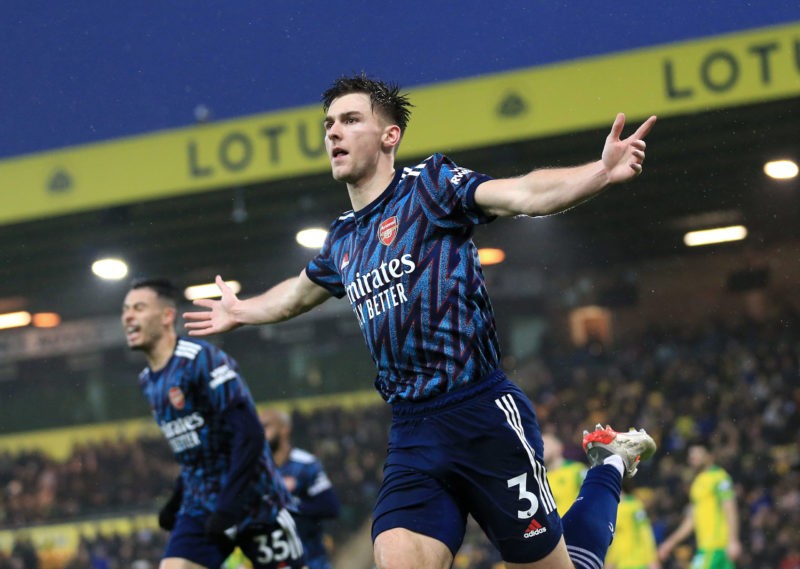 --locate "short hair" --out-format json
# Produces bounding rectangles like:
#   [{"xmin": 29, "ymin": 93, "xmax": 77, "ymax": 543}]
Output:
[
  {"xmin": 130, "ymin": 277, "xmax": 181, "ymax": 306},
  {"xmin": 322, "ymin": 74, "xmax": 413, "ymax": 133},
  {"xmin": 686, "ymin": 436, "xmax": 711, "ymax": 450}
]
